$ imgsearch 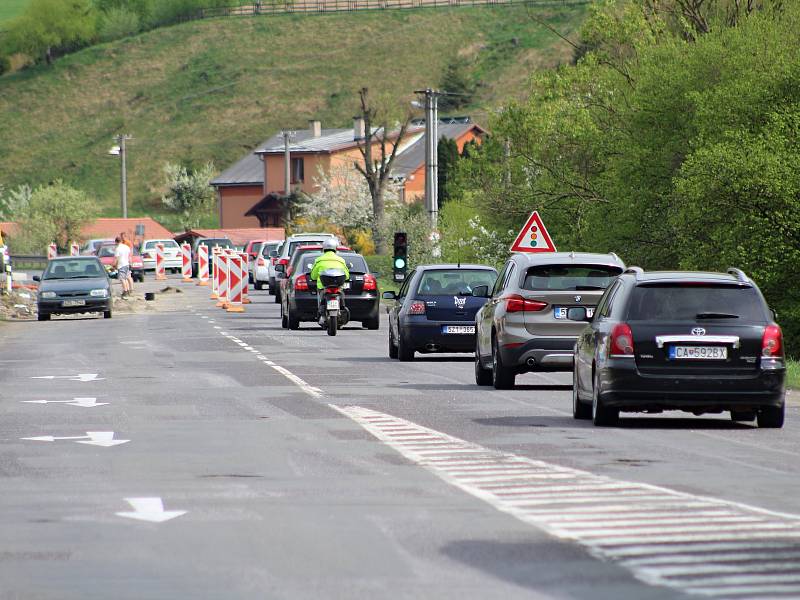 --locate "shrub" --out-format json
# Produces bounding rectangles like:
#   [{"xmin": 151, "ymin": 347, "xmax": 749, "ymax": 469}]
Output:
[{"xmin": 98, "ymin": 7, "xmax": 141, "ymax": 42}]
